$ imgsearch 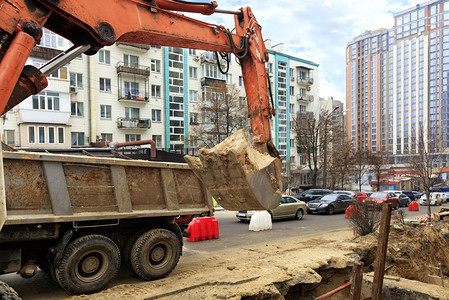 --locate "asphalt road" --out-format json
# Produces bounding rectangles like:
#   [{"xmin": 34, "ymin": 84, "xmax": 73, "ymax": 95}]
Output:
[
  {"xmin": 1, "ymin": 202, "xmax": 446, "ymax": 299},
  {"xmin": 182, "ymin": 203, "xmax": 448, "ymax": 256}
]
